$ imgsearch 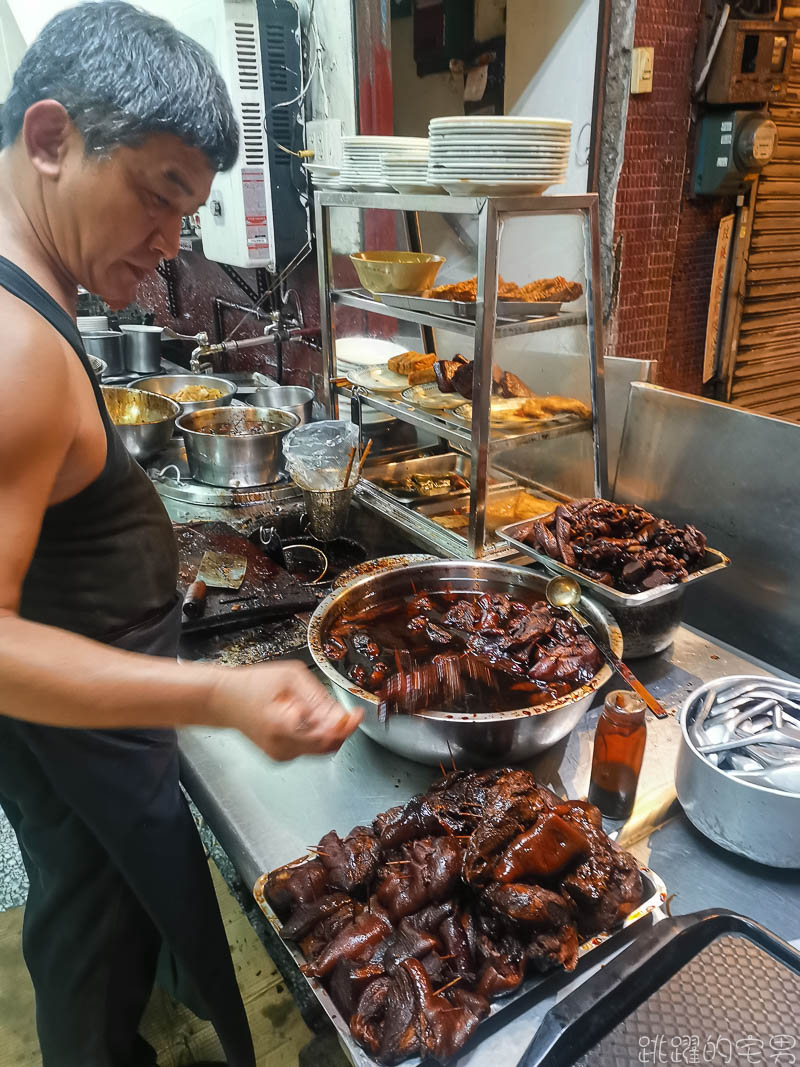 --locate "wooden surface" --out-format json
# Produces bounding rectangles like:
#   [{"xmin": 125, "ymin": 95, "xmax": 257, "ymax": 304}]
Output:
[
  {"xmin": 175, "ymin": 521, "xmax": 316, "ymax": 635},
  {"xmin": 0, "ymin": 862, "xmax": 314, "ymax": 1067}
]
